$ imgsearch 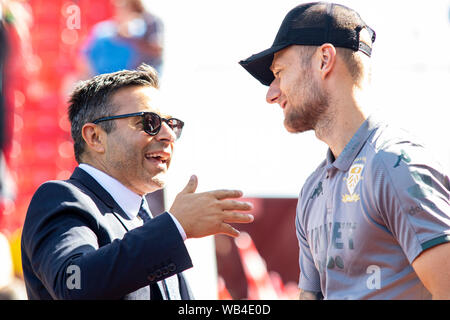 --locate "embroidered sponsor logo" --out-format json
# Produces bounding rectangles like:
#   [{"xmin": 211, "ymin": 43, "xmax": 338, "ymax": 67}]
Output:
[
  {"xmin": 309, "ymin": 221, "xmax": 357, "ymax": 273},
  {"xmin": 342, "ymin": 162, "xmax": 364, "ymax": 203},
  {"xmin": 327, "ymin": 255, "xmax": 344, "ymax": 269}
]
